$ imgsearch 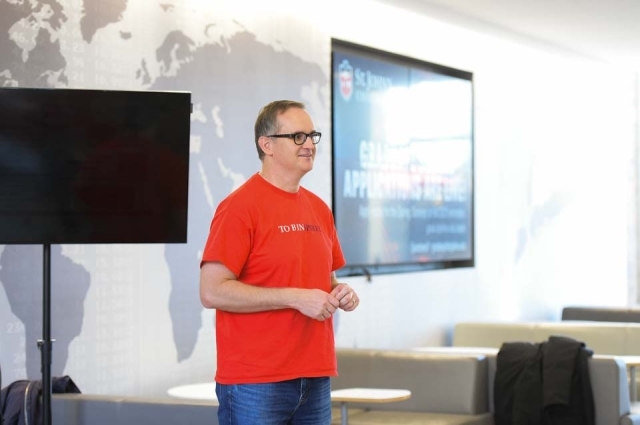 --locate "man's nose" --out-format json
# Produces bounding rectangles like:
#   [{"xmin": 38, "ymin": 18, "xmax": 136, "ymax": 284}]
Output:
[{"xmin": 302, "ymin": 135, "xmax": 316, "ymax": 148}]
